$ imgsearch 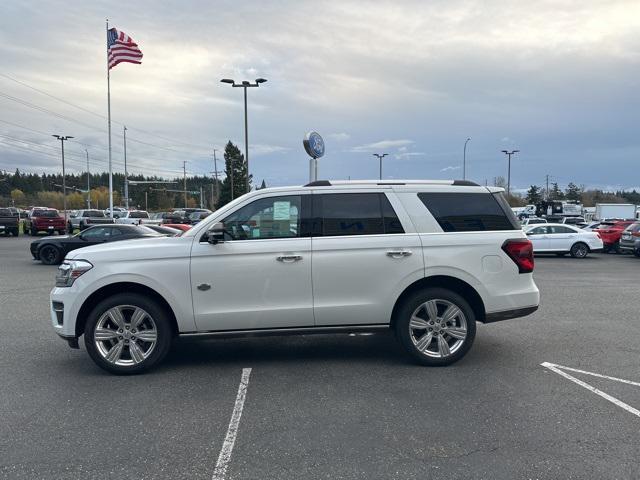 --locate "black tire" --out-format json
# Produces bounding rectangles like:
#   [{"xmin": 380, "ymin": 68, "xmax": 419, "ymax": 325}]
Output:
[
  {"xmin": 570, "ymin": 242, "xmax": 589, "ymax": 258},
  {"xmin": 395, "ymin": 287, "xmax": 476, "ymax": 366},
  {"xmin": 634, "ymin": 249, "xmax": 640, "ymax": 258},
  {"xmin": 30, "ymin": 227, "xmax": 37, "ymax": 236},
  {"xmin": 84, "ymin": 293, "xmax": 173, "ymax": 375},
  {"xmin": 39, "ymin": 245, "xmax": 62, "ymax": 265},
  {"xmin": 67, "ymin": 222, "xmax": 74, "ymax": 234},
  {"xmin": 11, "ymin": 229, "xmax": 19, "ymax": 237}
]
